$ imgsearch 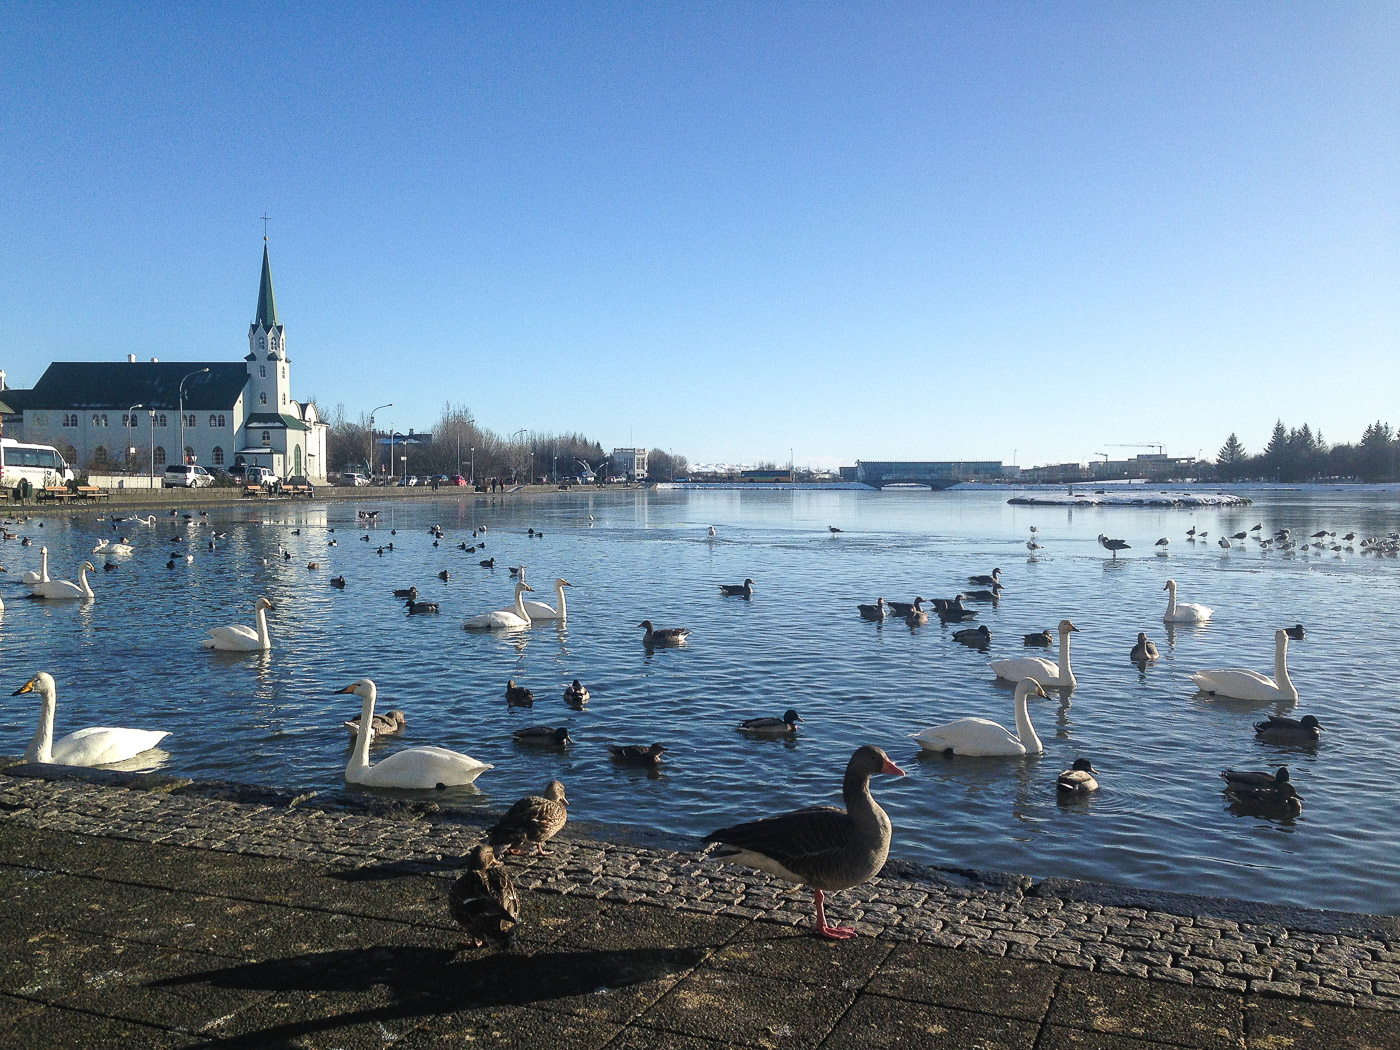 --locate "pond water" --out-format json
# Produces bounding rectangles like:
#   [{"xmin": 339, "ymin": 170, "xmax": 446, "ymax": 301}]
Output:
[{"xmin": 3, "ymin": 487, "xmax": 1398, "ymax": 913}]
